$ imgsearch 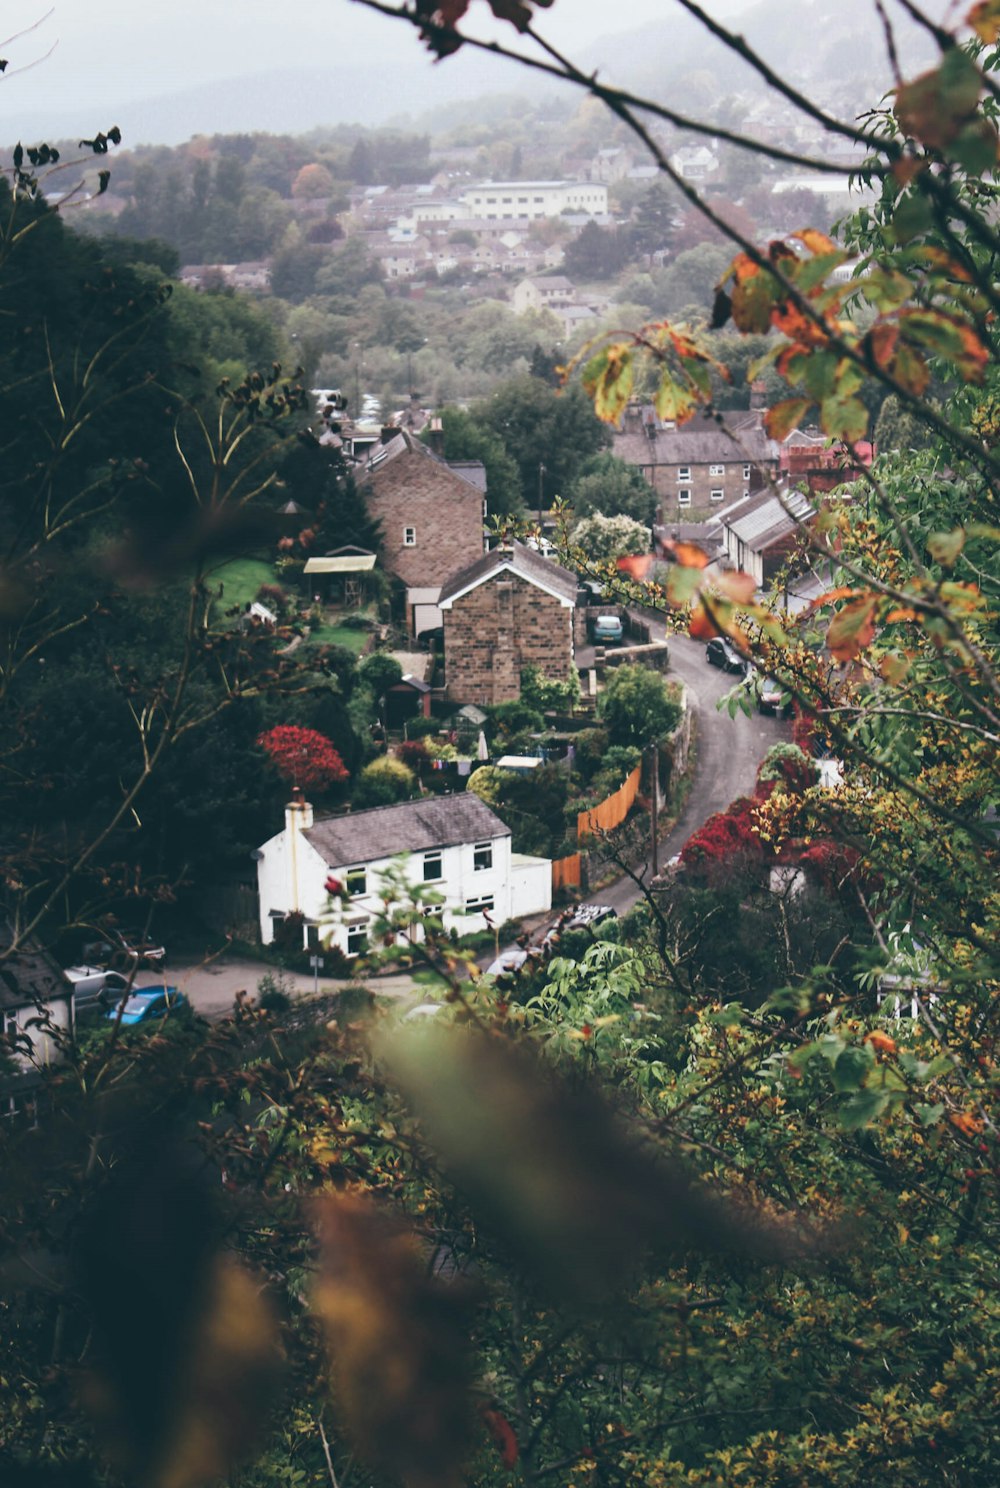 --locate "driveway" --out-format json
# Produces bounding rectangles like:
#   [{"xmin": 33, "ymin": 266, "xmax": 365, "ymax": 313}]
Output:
[{"xmin": 163, "ymin": 954, "xmax": 422, "ymax": 1021}]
